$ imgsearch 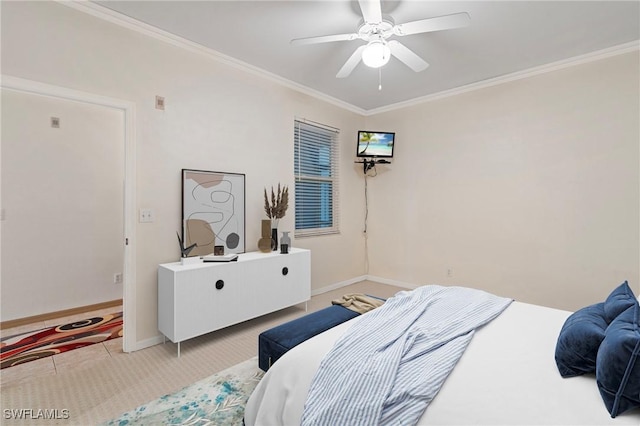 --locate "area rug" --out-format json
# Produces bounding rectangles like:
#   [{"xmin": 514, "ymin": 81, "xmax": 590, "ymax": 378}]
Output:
[
  {"xmin": 103, "ymin": 356, "xmax": 264, "ymax": 426},
  {"xmin": 0, "ymin": 312, "xmax": 123, "ymax": 369}
]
